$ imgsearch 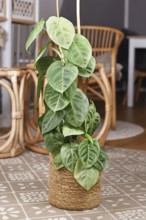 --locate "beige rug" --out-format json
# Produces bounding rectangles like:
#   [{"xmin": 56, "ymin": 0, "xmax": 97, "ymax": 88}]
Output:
[{"xmin": 106, "ymin": 120, "xmax": 144, "ymax": 141}]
